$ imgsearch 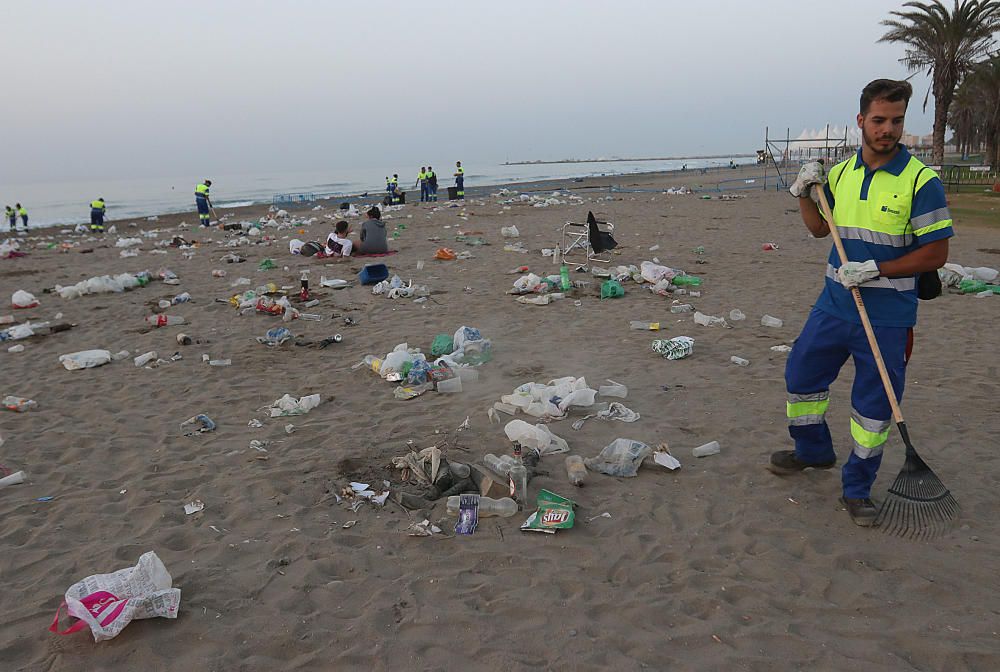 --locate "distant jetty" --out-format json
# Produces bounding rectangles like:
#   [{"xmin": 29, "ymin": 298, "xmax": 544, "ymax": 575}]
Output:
[{"xmin": 504, "ymin": 154, "xmax": 754, "ymax": 166}]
